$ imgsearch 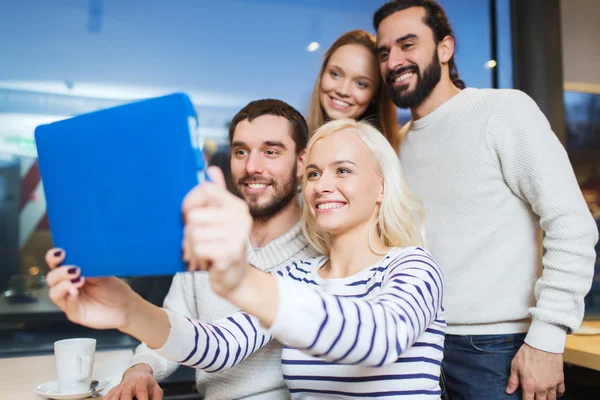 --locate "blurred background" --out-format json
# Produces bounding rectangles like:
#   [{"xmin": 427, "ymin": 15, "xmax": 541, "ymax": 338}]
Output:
[{"xmin": 0, "ymin": 0, "xmax": 598, "ymax": 397}]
